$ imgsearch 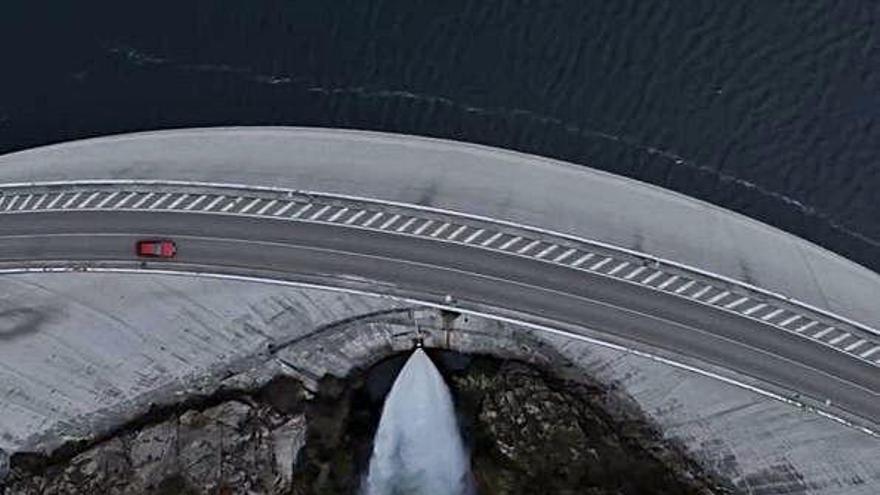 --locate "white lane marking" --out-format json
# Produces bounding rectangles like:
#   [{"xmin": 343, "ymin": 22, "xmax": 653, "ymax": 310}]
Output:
[
  {"xmin": 829, "ymin": 333, "xmax": 851, "ymax": 345},
  {"xmin": 429, "ymin": 222, "xmax": 451, "ymax": 237},
  {"xmin": 77, "ymin": 192, "xmax": 99, "ymax": 208},
  {"xmin": 379, "ymin": 214, "xmax": 402, "ymax": 230},
  {"xmin": 607, "ymin": 261, "xmax": 630, "ymax": 276},
  {"xmin": 656, "ymin": 275, "xmax": 679, "ymax": 290},
  {"xmin": 148, "ymin": 192, "xmax": 173, "ymax": 209},
  {"xmin": 571, "ymin": 253, "xmax": 594, "ymax": 267},
  {"xmin": 480, "ymin": 232, "xmax": 504, "ymax": 247},
  {"xmin": 412, "ymin": 219, "xmax": 434, "ymax": 235},
  {"xmin": 326, "ymin": 206, "xmax": 349, "ymax": 222},
  {"xmin": 395, "ymin": 217, "xmax": 418, "ymax": 232},
  {"xmin": 706, "ymin": 290, "xmax": 730, "ymax": 304},
  {"xmin": 813, "ymin": 327, "xmax": 836, "ymax": 340},
  {"xmin": 362, "ymin": 211, "xmax": 384, "ymax": 228},
  {"xmin": 761, "ymin": 308, "xmax": 785, "ymax": 321},
  {"xmin": 204, "ymin": 195, "xmax": 226, "ymax": 211},
  {"xmin": 860, "ymin": 346, "xmax": 880, "ymax": 359},
  {"xmin": 691, "ymin": 285, "xmax": 712, "ymax": 300},
  {"xmin": 589, "ymin": 257, "xmax": 612, "ymax": 271},
  {"xmin": 62, "ymin": 192, "xmax": 83, "ymax": 209},
  {"xmin": 184, "ymin": 195, "xmax": 209, "ymax": 211},
  {"xmin": 240, "ymin": 197, "xmax": 263, "ymax": 214},
  {"xmin": 221, "ymin": 198, "xmax": 238, "ymax": 212},
  {"xmin": 641, "ymin": 270, "xmax": 663, "ymax": 285},
  {"xmin": 535, "ymin": 244, "xmax": 558, "ymax": 259},
  {"xmin": 31, "ymin": 193, "xmax": 48, "ymax": 210},
  {"xmin": 167, "ymin": 193, "xmax": 190, "ymax": 210},
  {"xmin": 447, "ymin": 225, "xmax": 469, "ymax": 240},
  {"xmin": 743, "ymin": 303, "xmax": 767, "ymax": 316},
  {"xmin": 624, "ymin": 266, "xmax": 646, "ymax": 280},
  {"xmin": 16, "ymin": 194, "xmax": 33, "ymax": 210},
  {"xmin": 498, "ymin": 236, "xmax": 522, "ymax": 250},
  {"xmin": 345, "ymin": 210, "xmax": 367, "ymax": 225},
  {"xmin": 131, "ymin": 192, "xmax": 155, "ymax": 209},
  {"xmin": 725, "ymin": 296, "xmax": 749, "ymax": 309},
  {"xmin": 291, "ymin": 203, "xmax": 313, "ymax": 218},
  {"xmin": 0, "ymin": 196, "xmax": 7, "ymax": 210},
  {"xmin": 96, "ymin": 191, "xmax": 120, "ymax": 208},
  {"xmin": 795, "ymin": 321, "xmax": 818, "ymax": 333},
  {"xmin": 674, "ymin": 280, "xmax": 696, "ymax": 294},
  {"xmin": 517, "ymin": 239, "xmax": 541, "ymax": 254},
  {"xmin": 273, "ymin": 201, "xmax": 296, "ymax": 217},
  {"xmin": 309, "ymin": 204, "xmax": 334, "ymax": 220},
  {"xmin": 779, "ymin": 315, "xmax": 801, "ymax": 327},
  {"xmin": 256, "ymin": 199, "xmax": 277, "ymax": 215},
  {"xmin": 845, "ymin": 339, "xmax": 867, "ymax": 352},
  {"xmin": 463, "ymin": 228, "xmax": 486, "ymax": 244},
  {"xmin": 46, "ymin": 193, "xmax": 66, "ymax": 209},
  {"xmin": 553, "ymin": 248, "xmax": 577, "ymax": 263}
]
